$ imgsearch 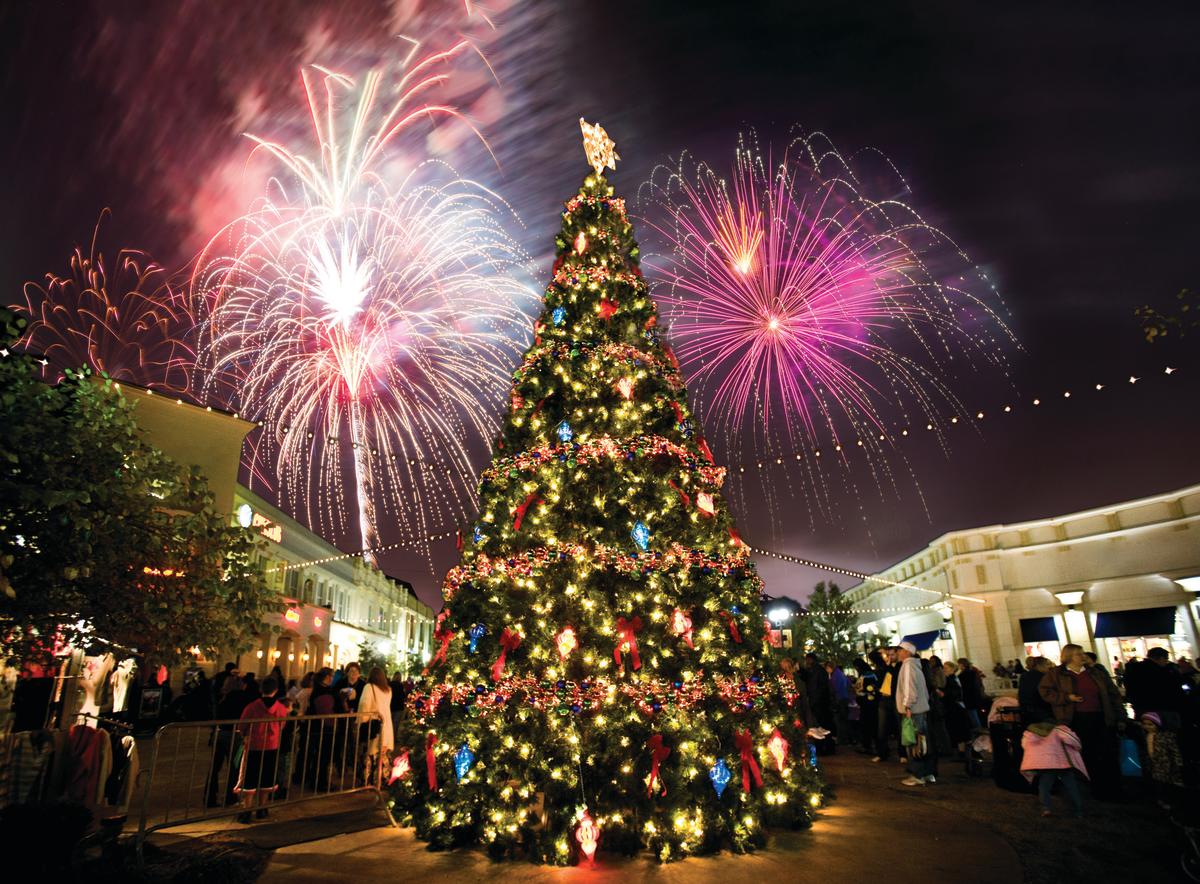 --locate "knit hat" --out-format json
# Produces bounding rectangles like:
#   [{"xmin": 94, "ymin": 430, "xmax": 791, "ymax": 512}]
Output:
[{"xmin": 1140, "ymin": 712, "xmax": 1163, "ymax": 729}]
